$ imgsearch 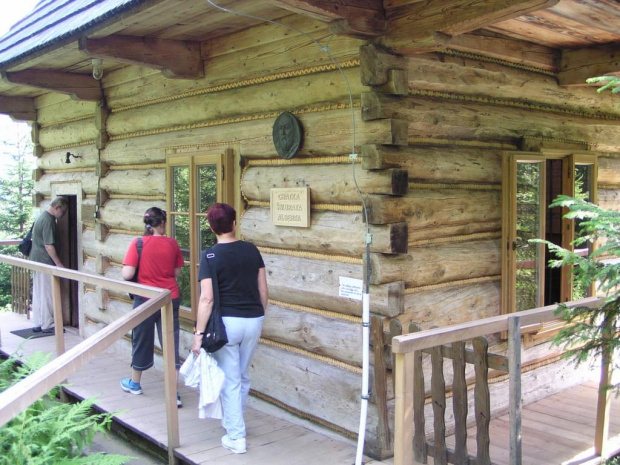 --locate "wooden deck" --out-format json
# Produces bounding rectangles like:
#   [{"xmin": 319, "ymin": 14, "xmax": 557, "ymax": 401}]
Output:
[{"xmin": 2, "ymin": 311, "xmax": 619, "ymax": 465}]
